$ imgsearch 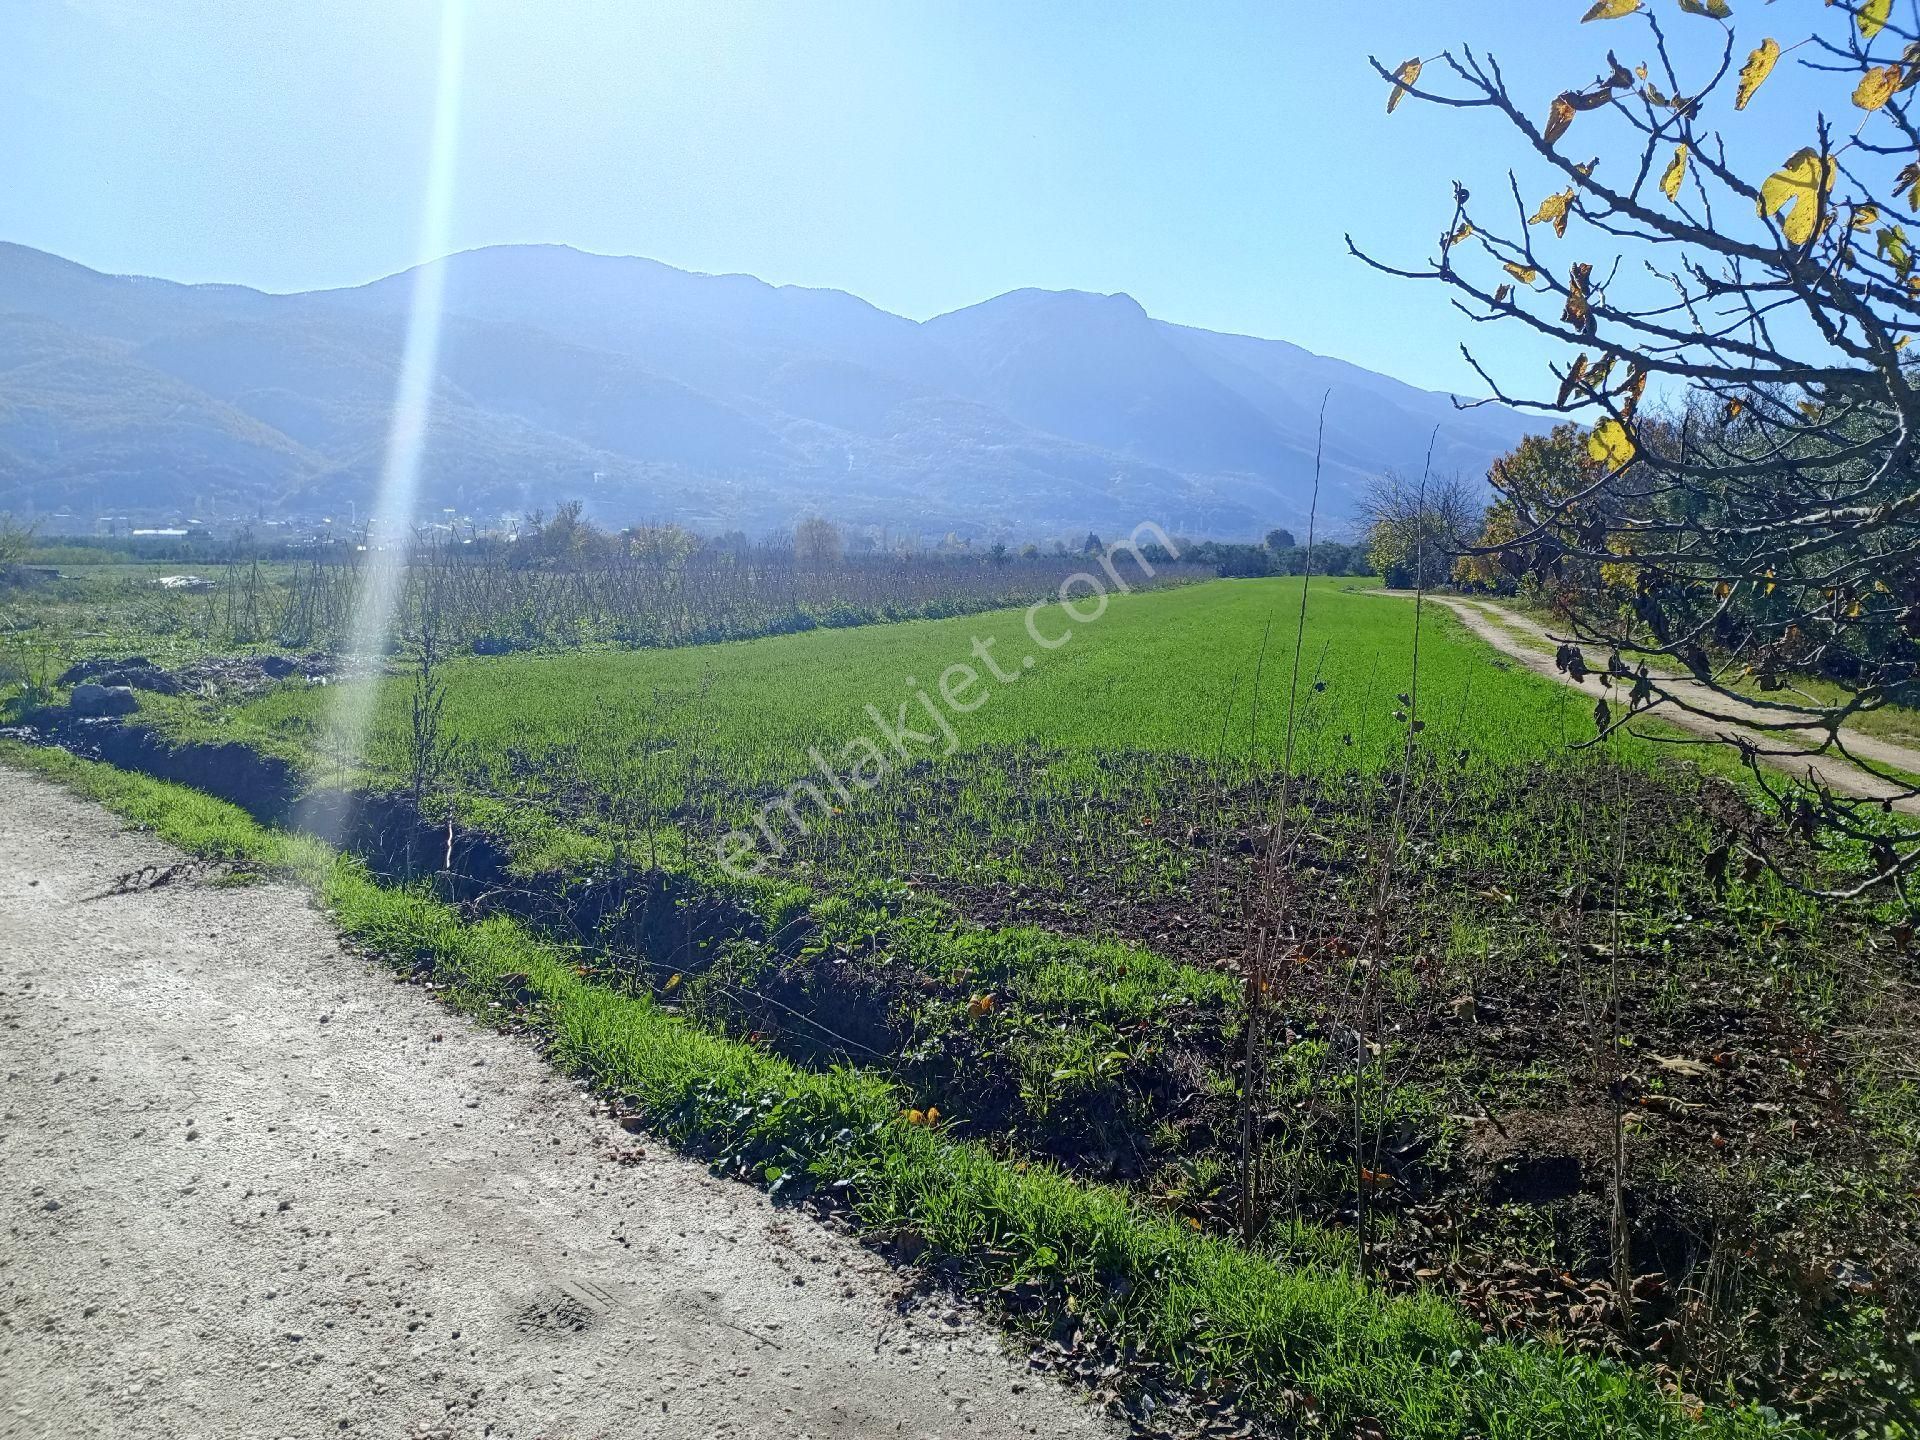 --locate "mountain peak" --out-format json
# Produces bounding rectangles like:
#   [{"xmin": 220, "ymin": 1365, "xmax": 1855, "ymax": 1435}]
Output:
[
  {"xmin": 0, "ymin": 240, "xmax": 1535, "ymax": 538},
  {"xmin": 930, "ymin": 287, "xmax": 1149, "ymax": 327}
]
